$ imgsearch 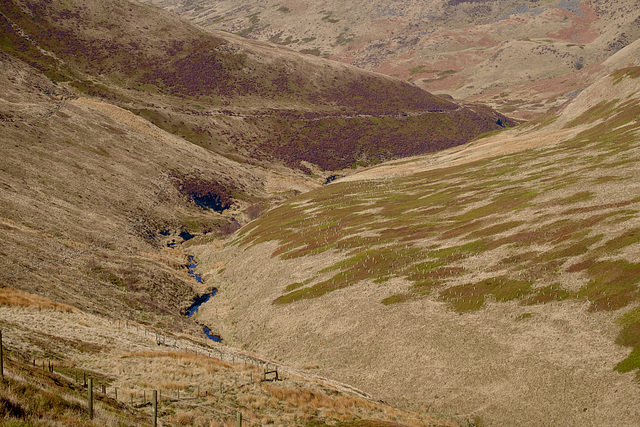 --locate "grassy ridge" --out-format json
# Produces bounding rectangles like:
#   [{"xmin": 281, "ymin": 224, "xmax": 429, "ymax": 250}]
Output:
[{"xmin": 236, "ymin": 72, "xmax": 640, "ymax": 374}]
